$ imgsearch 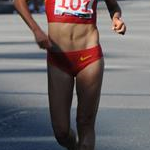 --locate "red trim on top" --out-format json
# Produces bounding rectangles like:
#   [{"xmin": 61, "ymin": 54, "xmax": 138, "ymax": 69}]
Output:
[{"xmin": 45, "ymin": 0, "xmax": 98, "ymax": 24}]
